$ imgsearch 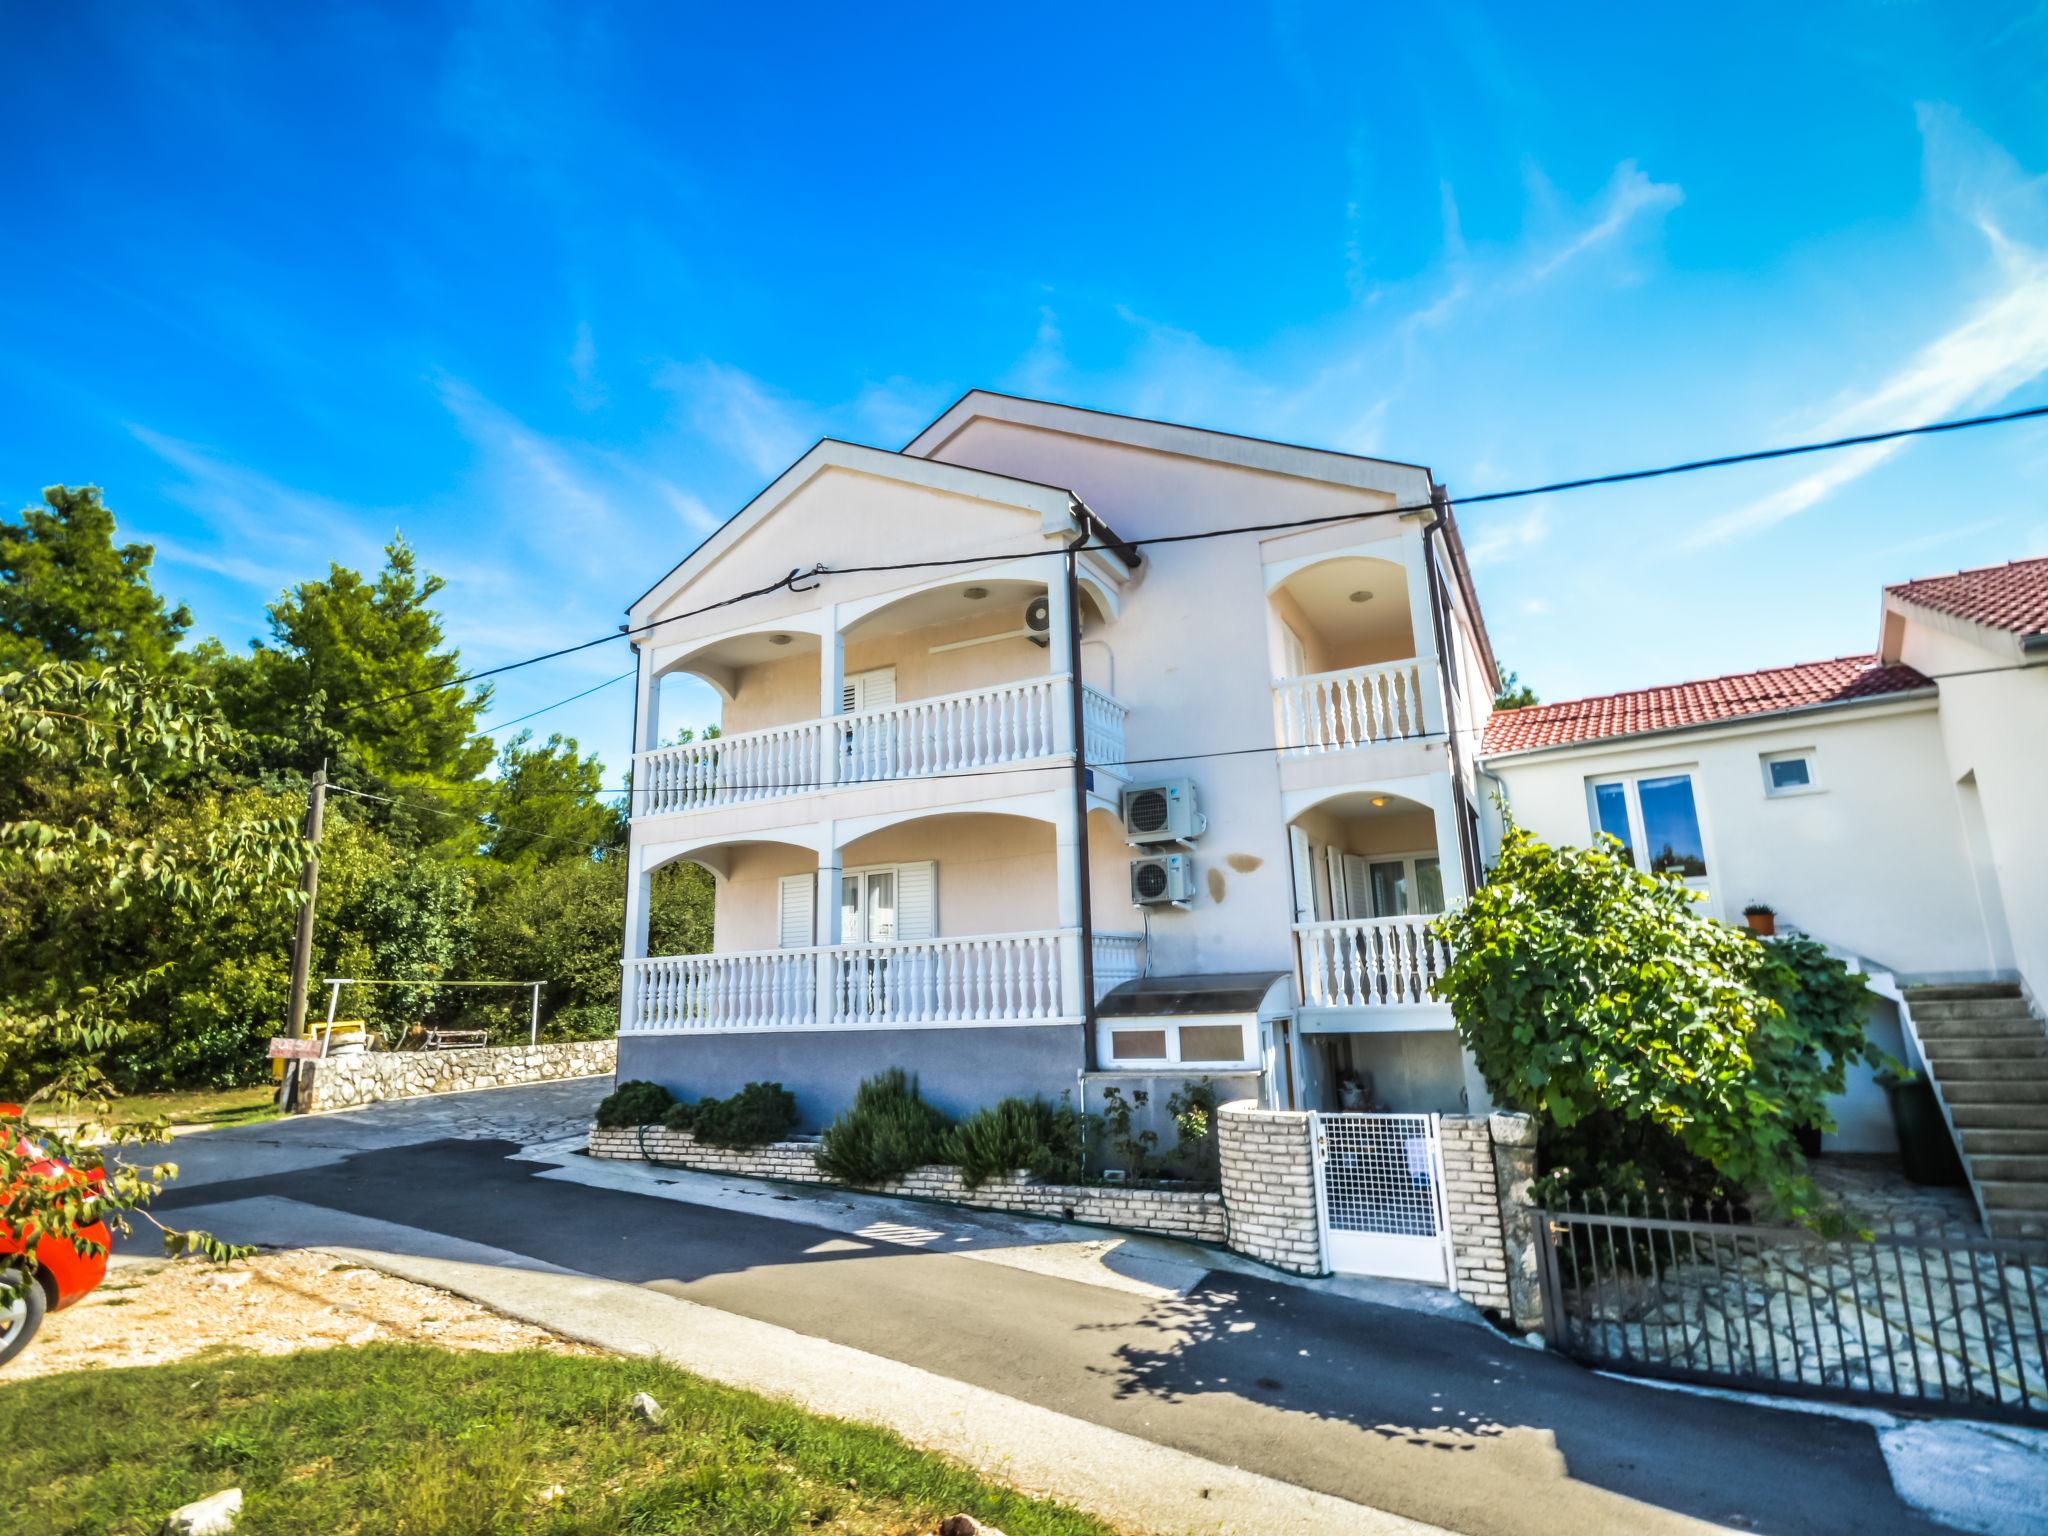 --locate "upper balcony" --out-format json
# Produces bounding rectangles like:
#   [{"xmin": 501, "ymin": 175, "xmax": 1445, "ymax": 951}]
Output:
[
  {"xmin": 633, "ymin": 571, "xmax": 1127, "ymax": 823},
  {"xmin": 1266, "ymin": 548, "xmax": 1447, "ymax": 756}
]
